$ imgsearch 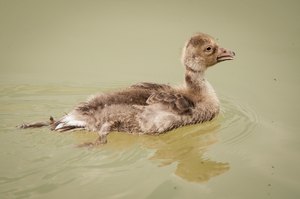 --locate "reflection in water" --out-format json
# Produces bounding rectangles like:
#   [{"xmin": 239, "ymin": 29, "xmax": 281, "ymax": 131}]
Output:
[
  {"xmin": 145, "ymin": 122, "xmax": 230, "ymax": 183},
  {"xmin": 74, "ymin": 119, "xmax": 230, "ymax": 183}
]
